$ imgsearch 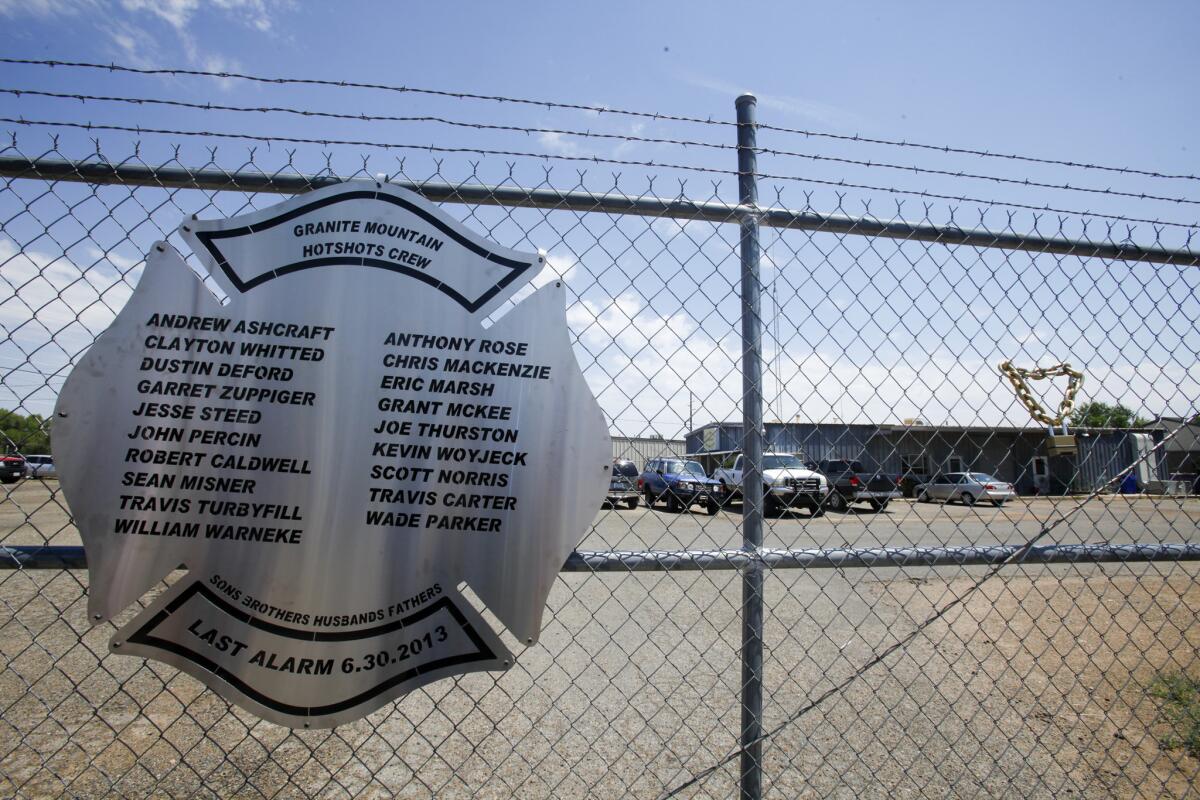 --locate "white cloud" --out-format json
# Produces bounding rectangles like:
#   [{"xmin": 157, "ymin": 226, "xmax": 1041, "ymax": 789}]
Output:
[
  {"xmin": 120, "ymin": 0, "xmax": 199, "ymax": 30},
  {"xmin": 2, "ymin": 0, "xmax": 286, "ymax": 88},
  {"xmin": 611, "ymin": 122, "xmax": 646, "ymax": 158},
  {"xmin": 679, "ymin": 73, "xmax": 862, "ymax": 131},
  {"xmin": 0, "ymin": 0, "xmax": 97, "ymax": 16},
  {"xmin": 537, "ymin": 131, "xmax": 582, "ymax": 158},
  {"xmin": 0, "ymin": 240, "xmax": 135, "ymax": 415}
]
